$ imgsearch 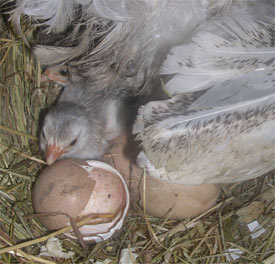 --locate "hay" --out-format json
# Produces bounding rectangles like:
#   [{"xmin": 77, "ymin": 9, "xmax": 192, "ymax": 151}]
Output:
[{"xmin": 0, "ymin": 8, "xmax": 274, "ymax": 264}]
